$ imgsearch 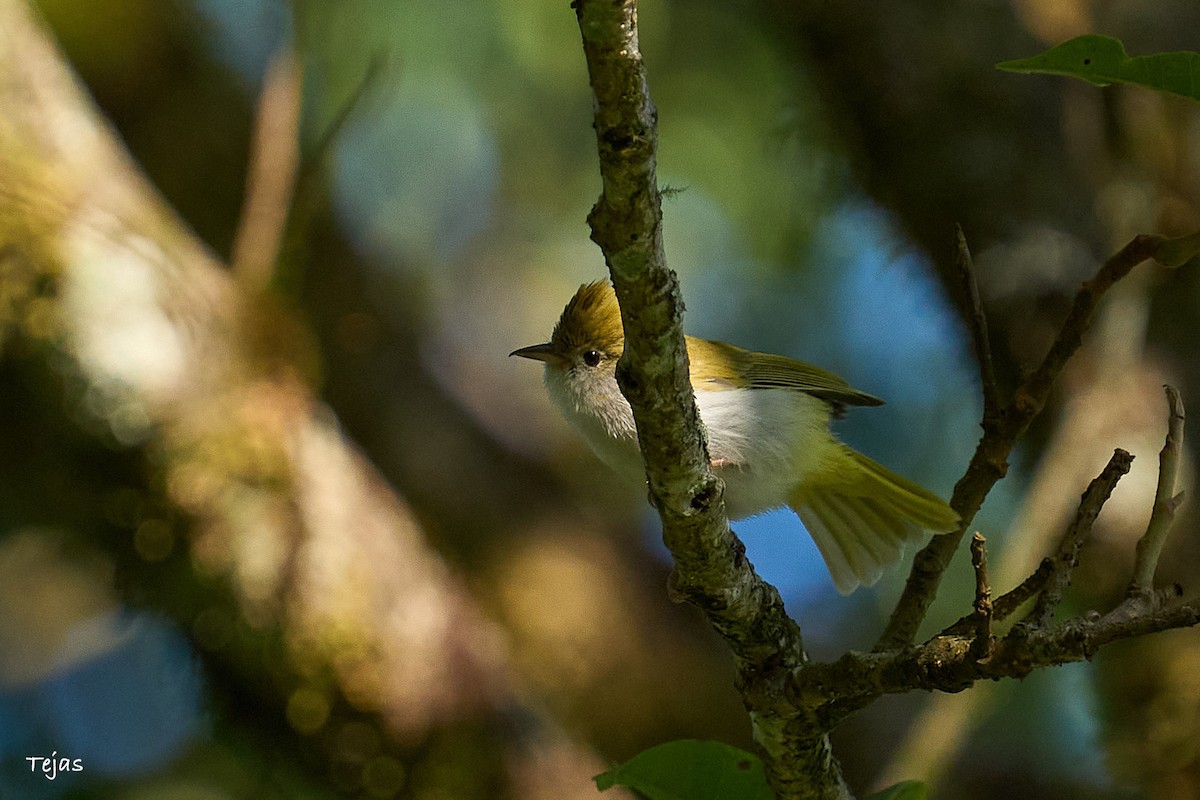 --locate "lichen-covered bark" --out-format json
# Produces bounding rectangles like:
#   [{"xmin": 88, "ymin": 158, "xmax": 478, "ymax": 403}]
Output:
[{"xmin": 572, "ymin": 2, "xmax": 844, "ymax": 797}]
